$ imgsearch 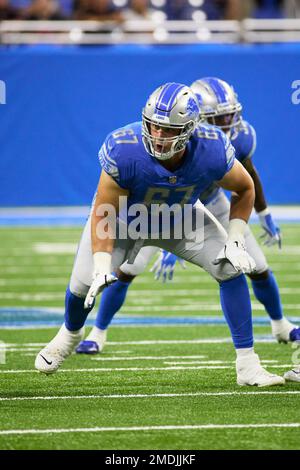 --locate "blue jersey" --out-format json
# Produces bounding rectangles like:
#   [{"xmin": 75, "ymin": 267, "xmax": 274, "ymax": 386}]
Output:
[
  {"xmin": 230, "ymin": 120, "xmax": 256, "ymax": 164},
  {"xmin": 98, "ymin": 121, "xmax": 235, "ymax": 229},
  {"xmin": 200, "ymin": 120, "xmax": 257, "ymax": 204}
]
